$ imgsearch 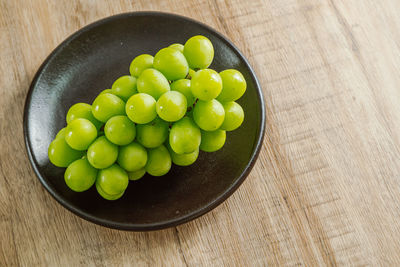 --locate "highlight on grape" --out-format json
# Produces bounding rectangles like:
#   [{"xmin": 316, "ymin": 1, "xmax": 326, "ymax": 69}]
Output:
[{"xmin": 48, "ymin": 35, "xmax": 247, "ymax": 200}]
